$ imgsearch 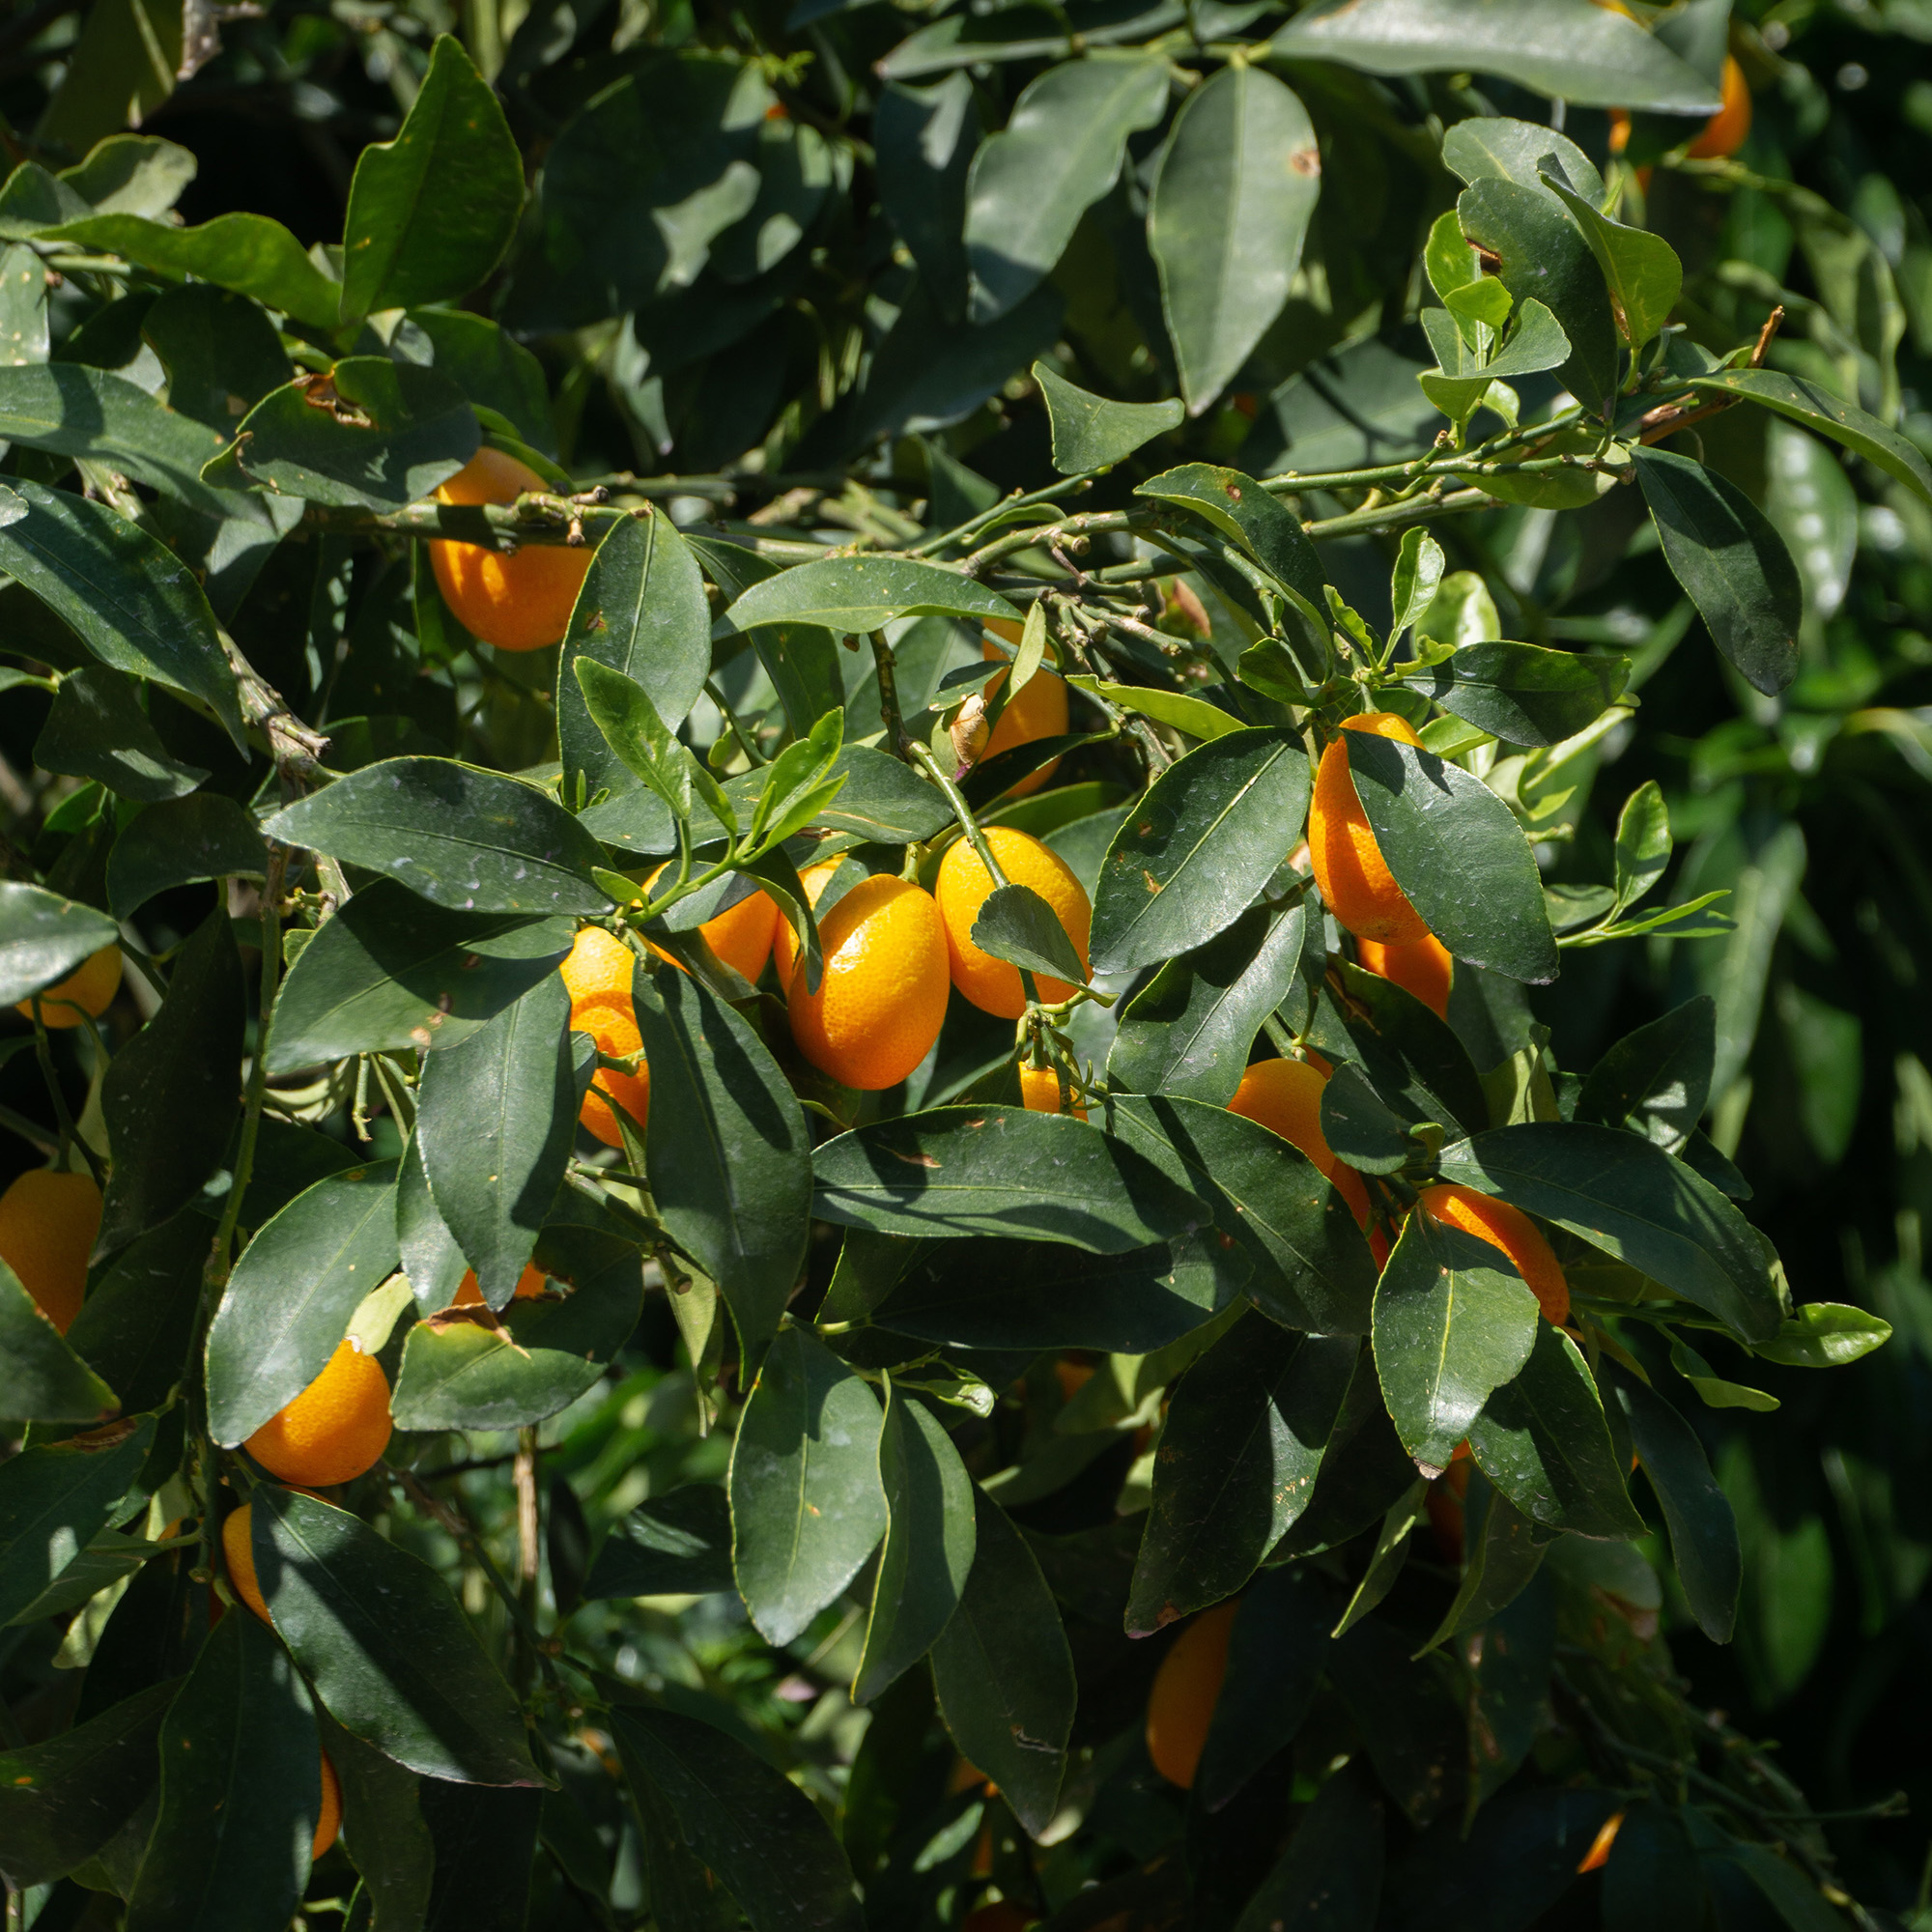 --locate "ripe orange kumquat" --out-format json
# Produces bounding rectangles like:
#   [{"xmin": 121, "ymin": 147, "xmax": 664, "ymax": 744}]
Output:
[
  {"xmin": 1687, "ymin": 56, "xmax": 1752, "ymax": 159},
  {"xmin": 1357, "ymin": 932, "xmax": 1454, "ymax": 1020},
  {"xmin": 222, "ymin": 1504, "xmax": 270, "ymax": 1623},
  {"xmin": 0, "ymin": 1167, "xmax": 102, "ymax": 1333},
  {"xmin": 1228, "ymin": 1057, "xmax": 1376, "ymax": 1236},
  {"xmin": 1309, "ymin": 713, "xmax": 1431, "ymax": 945},
  {"xmin": 935, "ymin": 827, "xmax": 1091, "ymax": 1019},
  {"xmin": 452, "ymin": 1262, "xmax": 547, "ymax": 1308},
  {"xmin": 313, "ymin": 1749, "xmax": 343, "ymax": 1860},
  {"xmin": 16, "ymin": 946, "xmax": 121, "ymax": 1029},
  {"xmin": 560, "ymin": 926, "xmax": 649, "ymax": 1147},
  {"xmin": 1145, "ymin": 1599, "xmax": 1238, "ymax": 1788},
  {"xmin": 787, "ymin": 875, "xmax": 950, "ymax": 1091},
  {"xmin": 1018, "ymin": 1061, "xmax": 1087, "ymax": 1119},
  {"xmin": 641, "ymin": 864, "xmax": 778, "ymax": 984},
  {"xmin": 243, "ymin": 1339, "xmax": 393, "ymax": 1488},
  {"xmin": 429, "ymin": 448, "xmax": 592, "ymax": 652},
  {"xmin": 772, "ymin": 859, "xmax": 841, "ymax": 985},
  {"xmin": 980, "ymin": 619, "xmax": 1069, "ymax": 797},
  {"xmin": 1416, "ymin": 1182, "xmax": 1571, "ymax": 1324}
]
